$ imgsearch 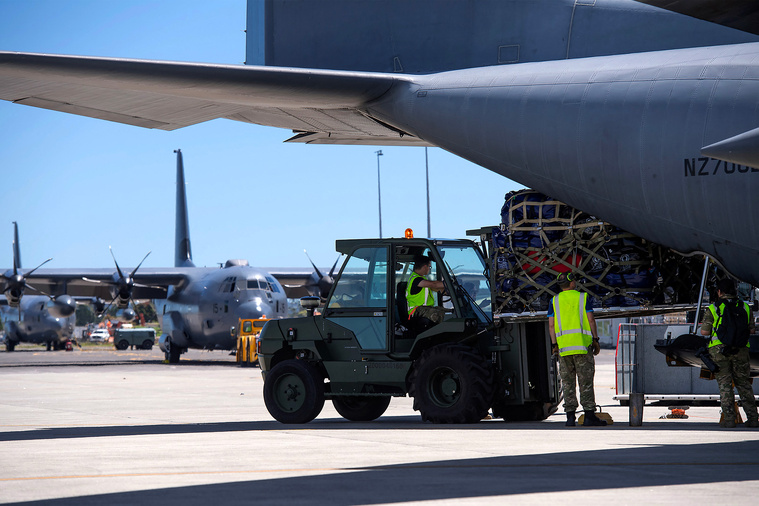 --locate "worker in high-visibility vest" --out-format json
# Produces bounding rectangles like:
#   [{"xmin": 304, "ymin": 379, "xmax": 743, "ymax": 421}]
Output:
[
  {"xmin": 406, "ymin": 255, "xmax": 446, "ymax": 323},
  {"xmin": 700, "ymin": 278, "xmax": 758, "ymax": 428},
  {"xmin": 548, "ymin": 272, "xmax": 606, "ymax": 427}
]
